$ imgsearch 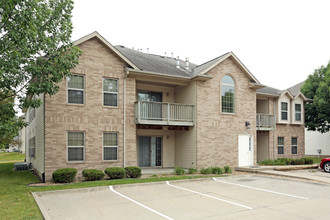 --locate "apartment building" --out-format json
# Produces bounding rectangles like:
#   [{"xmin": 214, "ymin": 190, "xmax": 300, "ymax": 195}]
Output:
[{"xmin": 25, "ymin": 32, "xmax": 306, "ymax": 182}]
